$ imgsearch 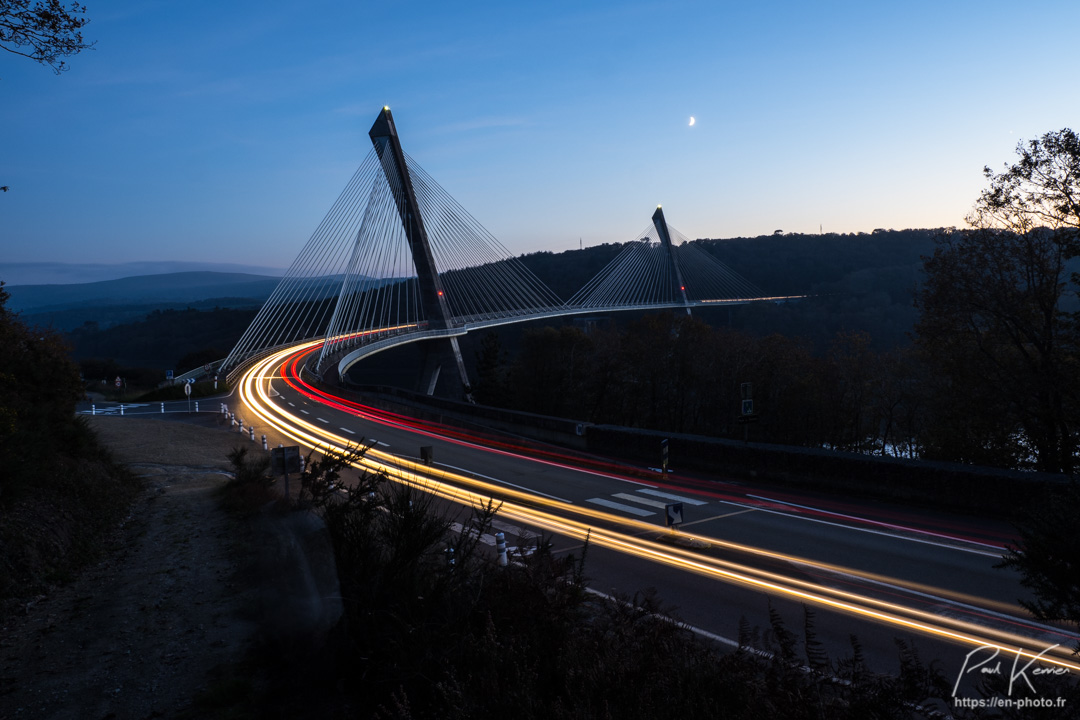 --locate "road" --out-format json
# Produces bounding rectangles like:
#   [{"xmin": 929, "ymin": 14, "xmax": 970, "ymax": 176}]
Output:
[{"xmin": 90, "ymin": 342, "xmax": 1080, "ymax": 693}]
